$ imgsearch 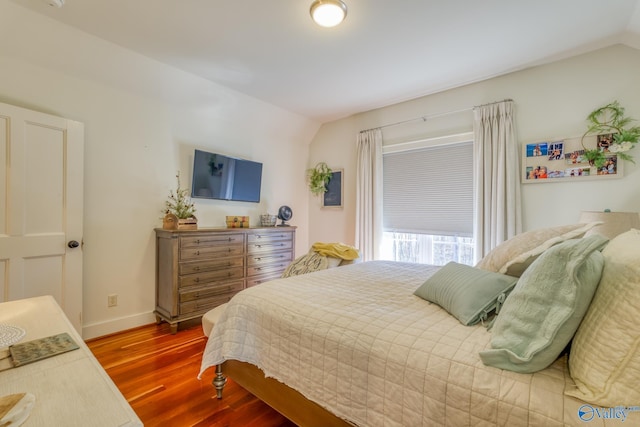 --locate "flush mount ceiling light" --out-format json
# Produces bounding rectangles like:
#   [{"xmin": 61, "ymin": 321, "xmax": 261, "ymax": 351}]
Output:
[
  {"xmin": 44, "ymin": 0, "xmax": 64, "ymax": 7},
  {"xmin": 310, "ymin": 0, "xmax": 347, "ymax": 28}
]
